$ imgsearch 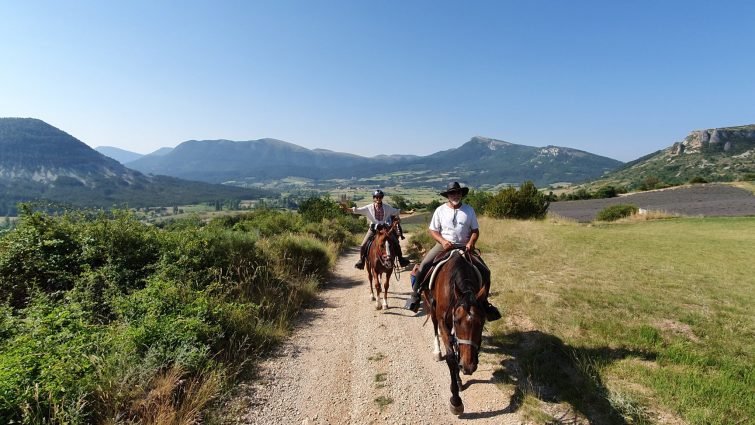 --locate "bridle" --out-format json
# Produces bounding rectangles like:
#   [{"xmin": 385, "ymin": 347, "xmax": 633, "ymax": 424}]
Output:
[{"xmin": 450, "ymin": 290, "xmax": 482, "ymax": 352}]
